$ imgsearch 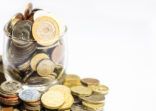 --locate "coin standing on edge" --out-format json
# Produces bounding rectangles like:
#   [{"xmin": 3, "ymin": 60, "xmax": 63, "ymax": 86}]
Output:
[
  {"xmin": 30, "ymin": 53, "xmax": 49, "ymax": 71},
  {"xmin": 32, "ymin": 16, "xmax": 60, "ymax": 46},
  {"xmin": 36, "ymin": 59, "xmax": 55, "ymax": 77}
]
